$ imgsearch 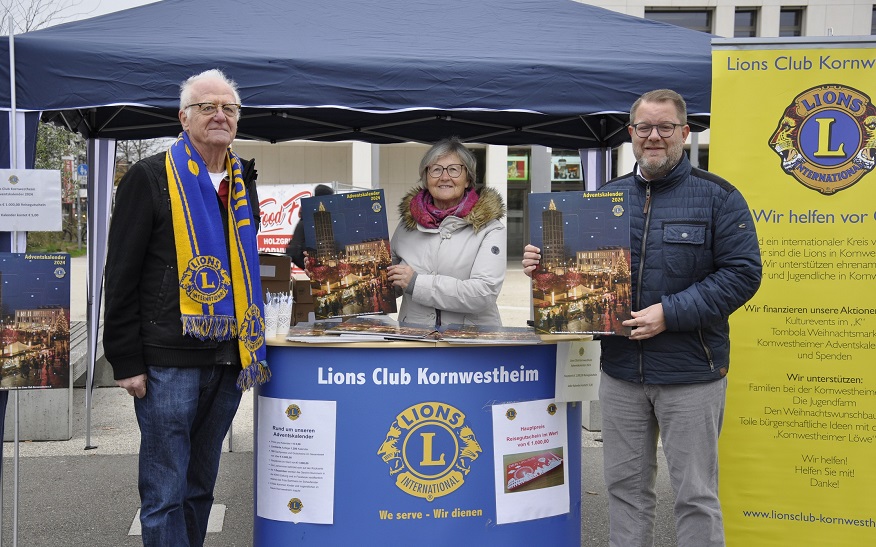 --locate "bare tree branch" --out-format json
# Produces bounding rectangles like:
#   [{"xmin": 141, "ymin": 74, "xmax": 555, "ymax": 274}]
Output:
[{"xmin": 1, "ymin": 0, "xmax": 95, "ymax": 34}]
